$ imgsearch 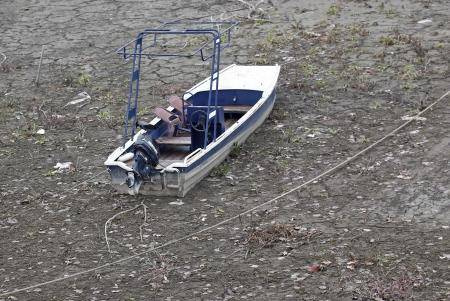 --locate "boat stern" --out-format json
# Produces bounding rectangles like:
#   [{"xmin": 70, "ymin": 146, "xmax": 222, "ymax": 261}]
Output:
[{"xmin": 104, "ymin": 137, "xmax": 187, "ymax": 197}]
